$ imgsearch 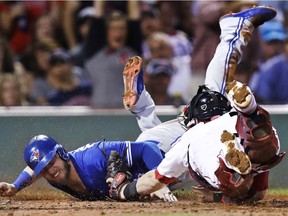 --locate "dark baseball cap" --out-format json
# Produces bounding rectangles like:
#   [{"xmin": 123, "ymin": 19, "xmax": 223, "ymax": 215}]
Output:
[
  {"xmin": 146, "ymin": 59, "xmax": 174, "ymax": 76},
  {"xmin": 49, "ymin": 50, "xmax": 71, "ymax": 66}
]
